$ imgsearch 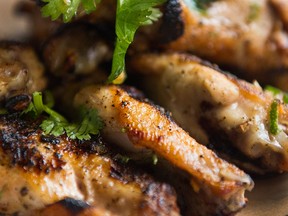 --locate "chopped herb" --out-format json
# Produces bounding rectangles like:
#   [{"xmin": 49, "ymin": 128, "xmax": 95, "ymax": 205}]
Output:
[
  {"xmin": 284, "ymin": 94, "xmax": 288, "ymax": 104},
  {"xmin": 152, "ymin": 154, "xmax": 158, "ymax": 165},
  {"xmin": 114, "ymin": 154, "xmax": 130, "ymax": 163},
  {"xmin": 247, "ymin": 3, "xmax": 261, "ymax": 23},
  {"xmin": 269, "ymin": 100, "xmax": 279, "ymax": 135},
  {"xmin": 265, "ymin": 85, "xmax": 282, "ymax": 96},
  {"xmin": 22, "ymin": 92, "xmax": 103, "ymax": 140}
]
